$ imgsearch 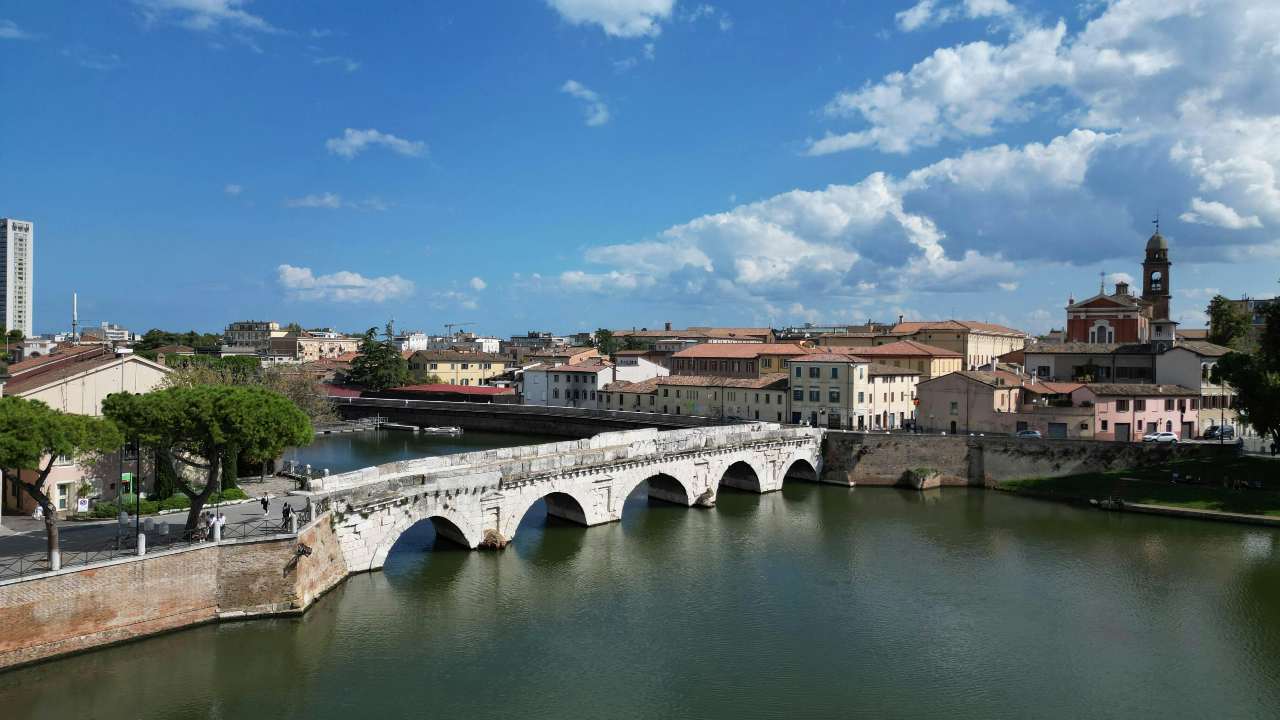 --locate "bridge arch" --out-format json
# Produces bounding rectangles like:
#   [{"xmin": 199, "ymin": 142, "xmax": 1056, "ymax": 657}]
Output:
[
  {"xmin": 500, "ymin": 486, "xmax": 603, "ymax": 542},
  {"xmin": 617, "ymin": 469, "xmax": 698, "ymax": 508},
  {"xmin": 782, "ymin": 457, "xmax": 820, "ymax": 484},
  {"xmin": 364, "ymin": 501, "xmax": 484, "ymax": 571},
  {"xmin": 718, "ymin": 459, "xmax": 765, "ymax": 493}
]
